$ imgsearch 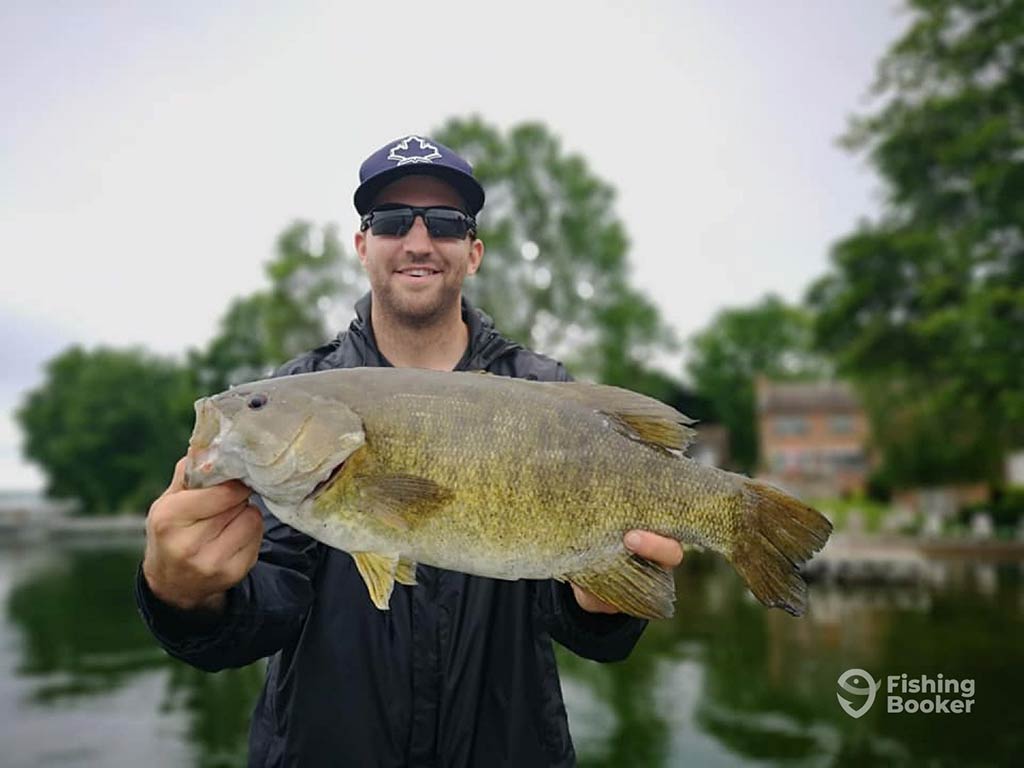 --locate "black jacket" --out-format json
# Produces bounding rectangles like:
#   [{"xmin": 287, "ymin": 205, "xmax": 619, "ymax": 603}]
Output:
[{"xmin": 136, "ymin": 293, "xmax": 647, "ymax": 767}]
